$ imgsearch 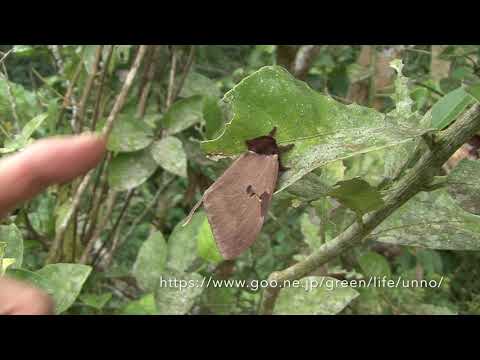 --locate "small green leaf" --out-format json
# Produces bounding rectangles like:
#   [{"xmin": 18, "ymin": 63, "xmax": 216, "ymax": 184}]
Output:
[
  {"xmin": 1, "ymin": 258, "xmax": 16, "ymax": 275},
  {"xmin": 155, "ymin": 270, "xmax": 204, "ymax": 315},
  {"xmin": 197, "ymin": 217, "xmax": 223, "ymax": 263},
  {"xmin": 119, "ymin": 293, "xmax": 158, "ymax": 315},
  {"xmin": 108, "ymin": 148, "xmax": 158, "ymax": 191},
  {"xmin": 2, "ymin": 113, "xmax": 48, "ymax": 152},
  {"xmin": 0, "ymin": 224, "xmax": 23, "ymax": 268},
  {"xmin": 35, "ymin": 263, "xmax": 92, "ymax": 314},
  {"xmin": 179, "ymin": 72, "xmax": 221, "ymax": 99},
  {"xmin": 151, "ymin": 136, "xmax": 187, "ymax": 178},
  {"xmin": 466, "ymin": 83, "xmax": 480, "ymax": 102},
  {"xmin": 162, "ymin": 95, "xmax": 204, "ymax": 135},
  {"xmin": 12, "ymin": 45, "xmax": 35, "ymax": 56},
  {"xmin": 274, "ymin": 276, "xmax": 359, "ymax": 315},
  {"xmin": 132, "ymin": 231, "xmax": 168, "ymax": 292},
  {"xmin": 358, "ymin": 251, "xmax": 391, "ymax": 277},
  {"xmin": 416, "ymin": 249, "xmax": 443, "ymax": 274},
  {"xmin": 104, "ymin": 115, "xmax": 154, "ymax": 153},
  {"xmin": 300, "ymin": 212, "xmax": 322, "ymax": 250},
  {"xmin": 327, "ymin": 177, "xmax": 384, "ymax": 215},
  {"xmin": 166, "ymin": 212, "xmax": 205, "ymax": 272},
  {"xmin": 79, "ymin": 293, "xmax": 112, "ymax": 310},
  {"xmin": 430, "ymin": 87, "xmax": 474, "ymax": 129}
]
